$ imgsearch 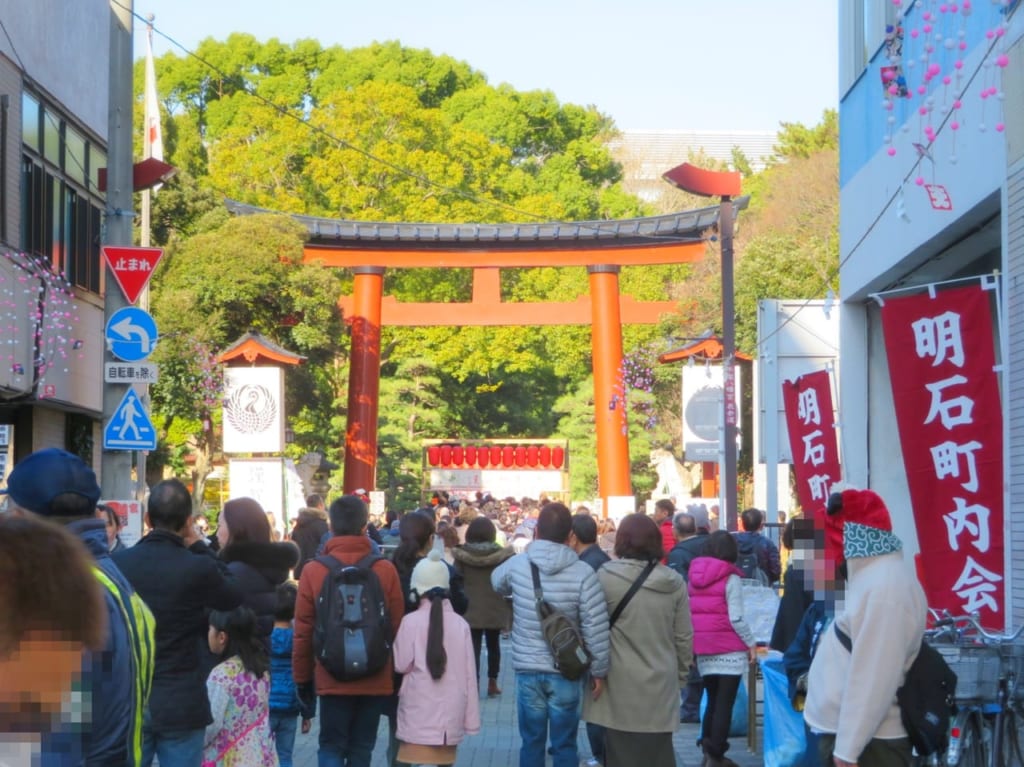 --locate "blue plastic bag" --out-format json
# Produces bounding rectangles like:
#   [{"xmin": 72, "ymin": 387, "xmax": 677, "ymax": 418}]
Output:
[
  {"xmin": 699, "ymin": 676, "xmax": 749, "ymax": 737},
  {"xmin": 761, "ymin": 655, "xmax": 810, "ymax": 767}
]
